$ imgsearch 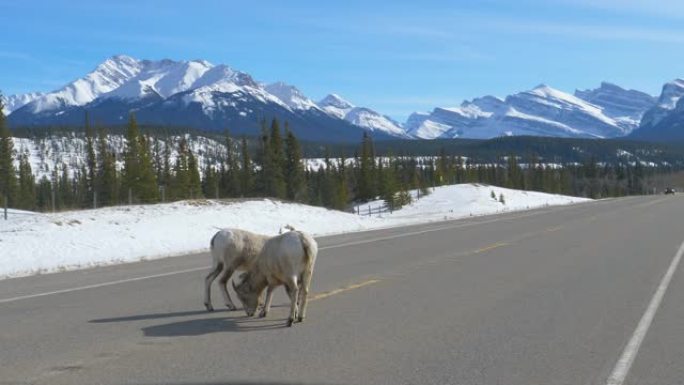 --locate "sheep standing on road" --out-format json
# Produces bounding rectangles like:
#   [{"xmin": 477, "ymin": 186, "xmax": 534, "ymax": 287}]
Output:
[
  {"xmin": 204, "ymin": 229, "xmax": 271, "ymax": 311},
  {"xmin": 233, "ymin": 230, "xmax": 318, "ymax": 327}
]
